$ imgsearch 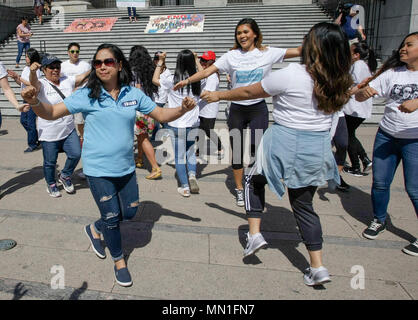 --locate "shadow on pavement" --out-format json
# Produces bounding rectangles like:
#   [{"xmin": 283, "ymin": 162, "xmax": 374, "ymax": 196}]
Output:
[
  {"xmin": 317, "ymin": 185, "xmax": 416, "ymax": 243},
  {"xmin": 205, "ymin": 202, "xmax": 310, "ymax": 274},
  {"xmin": 121, "ymin": 201, "xmax": 201, "ymax": 263}
]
